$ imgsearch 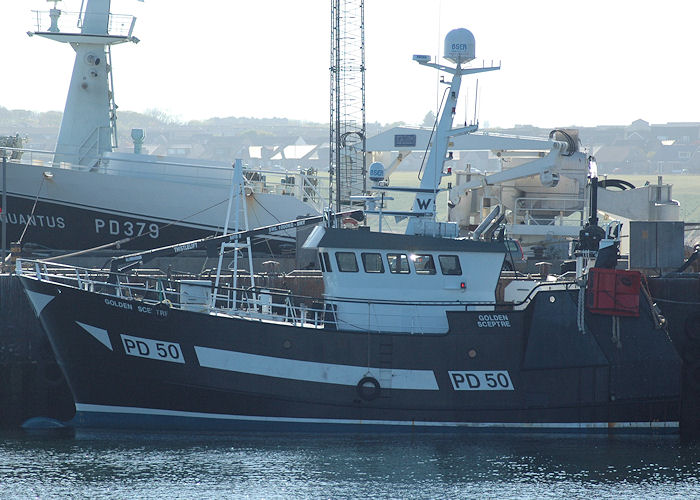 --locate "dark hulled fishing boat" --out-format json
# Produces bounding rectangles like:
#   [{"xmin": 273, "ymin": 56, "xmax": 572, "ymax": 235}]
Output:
[{"xmin": 16, "ymin": 28, "xmax": 685, "ymax": 433}]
